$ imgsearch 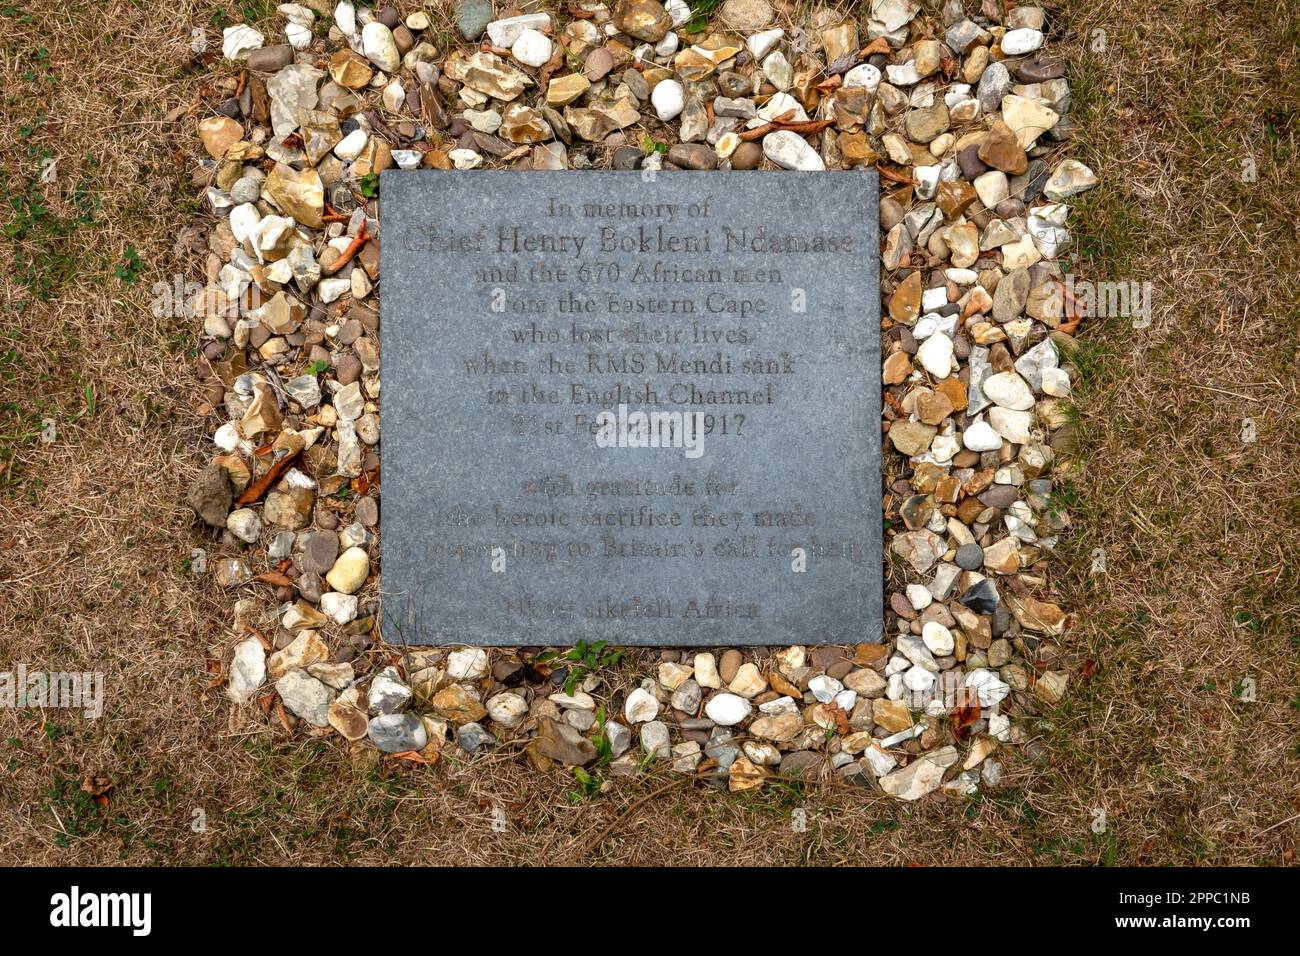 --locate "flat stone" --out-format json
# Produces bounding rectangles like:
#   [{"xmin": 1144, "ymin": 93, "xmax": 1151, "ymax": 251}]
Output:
[
  {"xmin": 641, "ymin": 720, "xmax": 671, "ymax": 759},
  {"xmin": 328, "ymin": 688, "xmax": 369, "ymax": 740},
  {"xmin": 268, "ymin": 630, "xmax": 329, "ymax": 681},
  {"xmin": 905, "ymin": 102, "xmax": 949, "ymax": 144},
  {"xmin": 729, "ymin": 754, "xmax": 768, "ymax": 791},
  {"xmin": 328, "ymin": 49, "xmax": 372, "ymax": 89},
  {"xmin": 761, "ymin": 130, "xmax": 825, "ymax": 170},
  {"xmin": 993, "ymin": 268, "xmax": 1032, "ymax": 321},
  {"xmin": 222, "ymin": 24, "xmax": 264, "ymax": 60},
  {"xmin": 430, "ymin": 683, "xmax": 487, "ymax": 723},
  {"xmin": 368, "ymin": 713, "xmax": 428, "ymax": 752},
  {"xmin": 456, "ymin": 0, "xmax": 494, "ymax": 40},
  {"xmin": 748, "ymin": 711, "xmax": 803, "ymax": 741},
  {"xmin": 380, "ymin": 172, "xmax": 882, "ymax": 645},
  {"xmin": 892, "ymin": 530, "xmax": 945, "ymax": 574},
  {"xmin": 368, "ymin": 666, "xmax": 412, "ymax": 714},
  {"xmin": 1001, "ymin": 94, "xmax": 1060, "ymax": 149},
  {"xmin": 889, "ymin": 420, "xmax": 937, "ymax": 456},
  {"xmin": 187, "ymin": 464, "xmax": 231, "ymax": 527},
  {"xmin": 779, "ymin": 750, "xmax": 822, "ymax": 780},
  {"xmin": 670, "ymin": 678, "xmax": 702, "ymax": 713},
  {"xmin": 535, "ymin": 717, "xmax": 596, "ymax": 765},
  {"xmin": 227, "ymin": 636, "xmax": 266, "ymax": 702},
  {"xmin": 982, "ymin": 371, "xmax": 1035, "ymax": 410},
  {"xmin": 889, "ymin": 271, "xmax": 922, "ymax": 324},
  {"xmin": 547, "ymin": 73, "xmax": 590, "ymax": 107},
  {"xmin": 266, "ymin": 163, "xmax": 324, "ymax": 228},
  {"xmin": 704, "ymin": 692, "xmax": 751, "ymax": 726},
  {"xmin": 1044, "ymin": 159, "xmax": 1099, "ymax": 199},
  {"xmin": 463, "ymin": 51, "xmax": 532, "ymax": 101},
  {"xmin": 486, "ymin": 13, "xmax": 551, "ymax": 47},
  {"xmin": 976, "ymin": 61, "xmax": 1011, "ymax": 113},
  {"xmin": 878, "ymin": 745, "xmax": 958, "ymax": 800},
  {"xmin": 198, "ymin": 116, "xmax": 242, "ymax": 159},
  {"xmin": 447, "ymin": 647, "xmax": 489, "ymax": 681},
  {"xmin": 978, "ymin": 120, "xmax": 1028, "ymax": 174},
  {"xmin": 873, "ymin": 698, "xmax": 911, "ymax": 733},
  {"xmin": 613, "ymin": 0, "xmax": 672, "ymax": 42},
  {"xmin": 457, "ymin": 722, "xmax": 497, "ymax": 754},
  {"xmin": 276, "ymin": 670, "xmax": 333, "ymax": 727},
  {"xmin": 721, "ymin": 0, "xmax": 774, "ymax": 31},
  {"xmin": 988, "ymin": 407, "xmax": 1034, "ymax": 443},
  {"xmin": 265, "ymin": 63, "xmax": 323, "ymax": 138}
]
